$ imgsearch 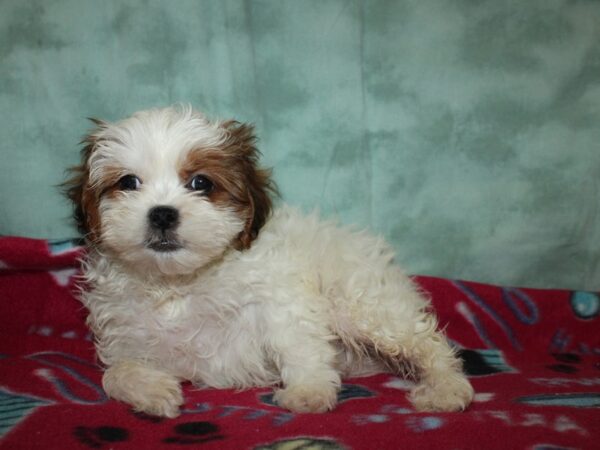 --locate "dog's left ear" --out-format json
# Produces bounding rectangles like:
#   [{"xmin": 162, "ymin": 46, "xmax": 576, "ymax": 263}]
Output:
[{"xmin": 222, "ymin": 121, "xmax": 276, "ymax": 250}]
